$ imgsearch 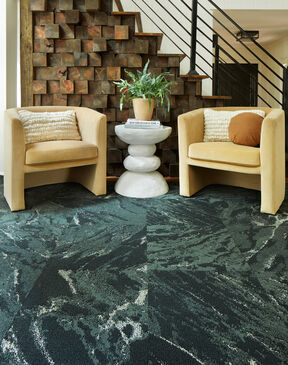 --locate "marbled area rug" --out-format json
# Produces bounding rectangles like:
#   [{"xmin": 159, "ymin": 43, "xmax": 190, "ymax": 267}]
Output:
[{"xmin": 0, "ymin": 177, "xmax": 287, "ymax": 365}]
